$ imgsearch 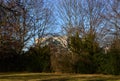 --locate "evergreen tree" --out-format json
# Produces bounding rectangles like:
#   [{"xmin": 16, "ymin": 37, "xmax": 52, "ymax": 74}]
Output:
[{"xmin": 68, "ymin": 32, "xmax": 99, "ymax": 73}]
